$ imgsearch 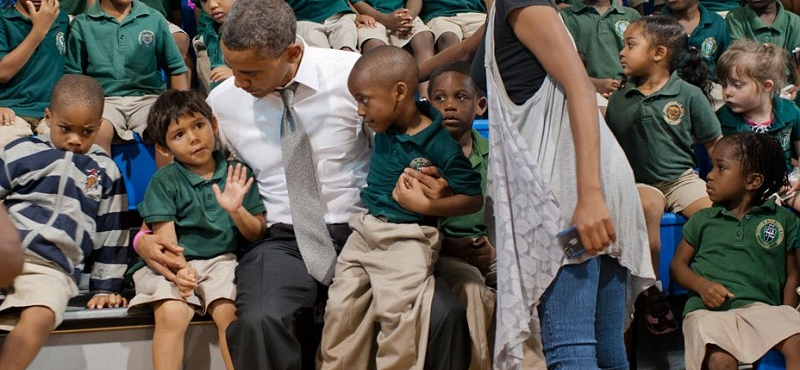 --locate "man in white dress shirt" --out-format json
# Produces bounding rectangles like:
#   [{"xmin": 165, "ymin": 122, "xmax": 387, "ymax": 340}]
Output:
[{"xmin": 135, "ymin": 0, "xmax": 471, "ymax": 368}]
